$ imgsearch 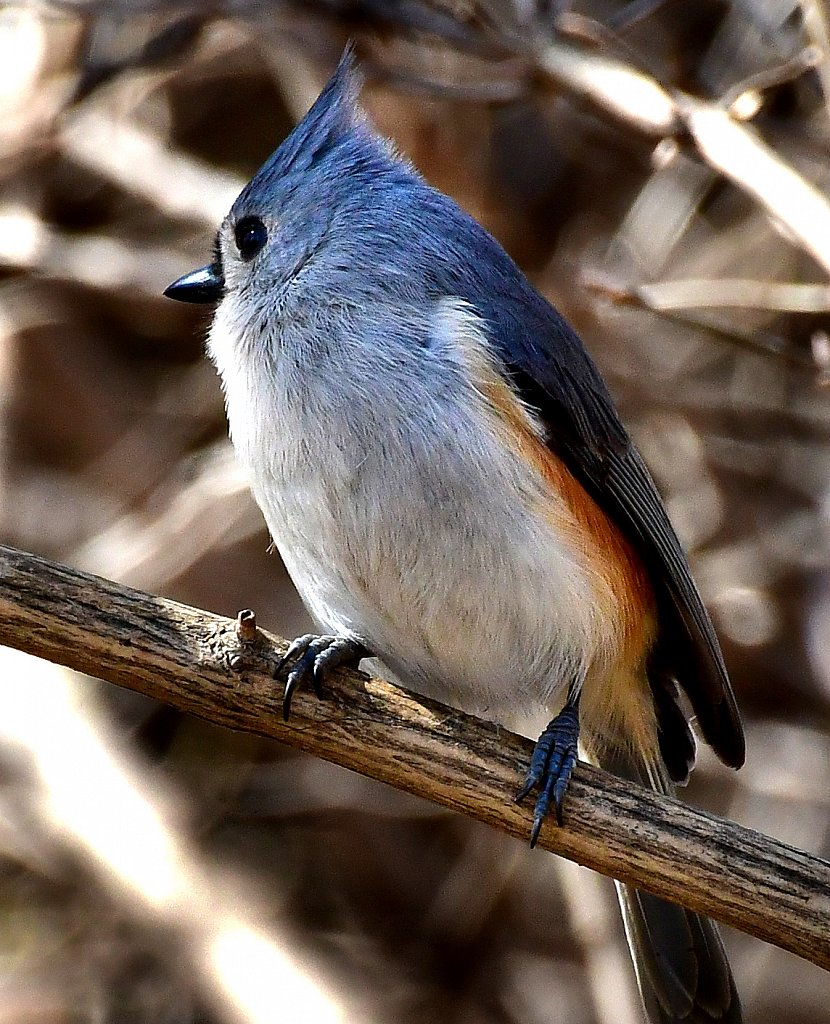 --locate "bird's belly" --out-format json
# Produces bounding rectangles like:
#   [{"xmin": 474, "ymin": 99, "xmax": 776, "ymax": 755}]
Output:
[{"xmin": 254, "ymin": 447, "xmax": 611, "ymax": 721}]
